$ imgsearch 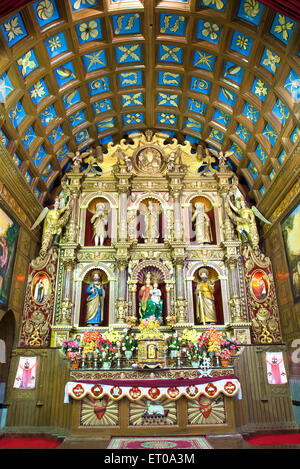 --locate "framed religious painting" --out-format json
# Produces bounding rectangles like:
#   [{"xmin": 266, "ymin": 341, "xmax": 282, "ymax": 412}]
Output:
[
  {"xmin": 31, "ymin": 272, "xmax": 50, "ymax": 305},
  {"xmin": 0, "ymin": 204, "xmax": 19, "ymax": 310},
  {"xmin": 265, "ymin": 352, "xmax": 287, "ymax": 385},
  {"xmin": 250, "ymin": 269, "xmax": 269, "ymax": 302},
  {"xmin": 281, "ymin": 203, "xmax": 300, "ymax": 302},
  {"xmin": 13, "ymin": 356, "xmax": 38, "ymax": 390}
]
